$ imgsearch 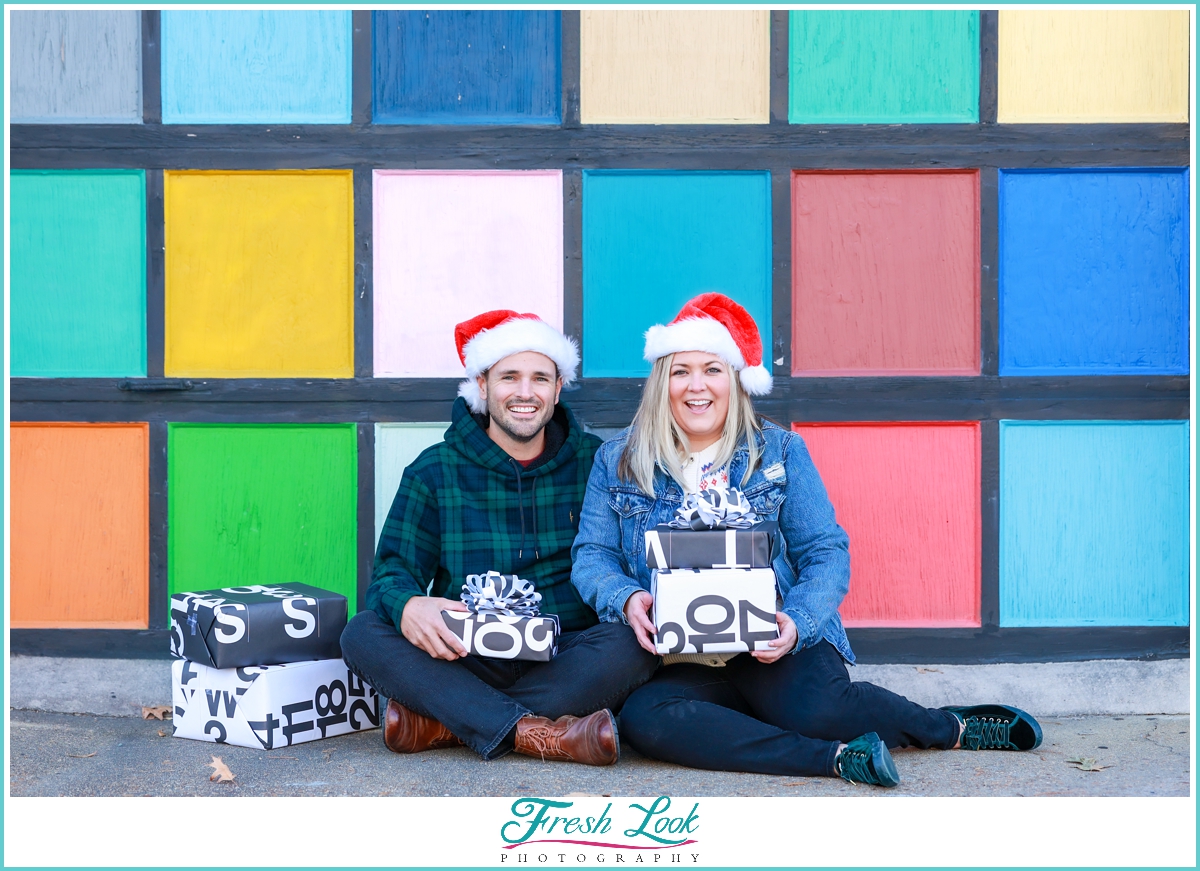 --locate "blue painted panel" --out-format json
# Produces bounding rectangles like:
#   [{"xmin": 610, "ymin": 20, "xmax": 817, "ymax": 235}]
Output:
[
  {"xmin": 161, "ymin": 11, "xmax": 351, "ymax": 124},
  {"xmin": 373, "ymin": 11, "xmax": 560, "ymax": 125},
  {"xmin": 999, "ymin": 169, "xmax": 1189, "ymax": 375},
  {"xmin": 1000, "ymin": 421, "xmax": 1190, "ymax": 627},
  {"xmin": 582, "ymin": 171, "xmax": 772, "ymax": 378}
]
